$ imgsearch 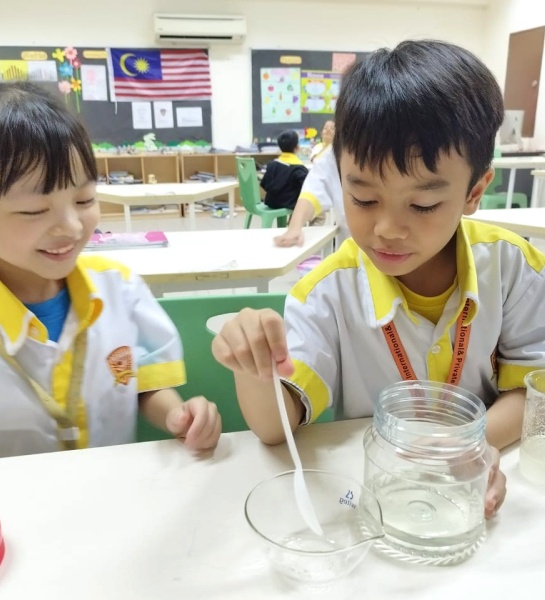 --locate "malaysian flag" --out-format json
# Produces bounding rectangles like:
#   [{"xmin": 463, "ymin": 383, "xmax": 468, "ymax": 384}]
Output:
[{"xmin": 107, "ymin": 48, "xmax": 211, "ymax": 101}]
